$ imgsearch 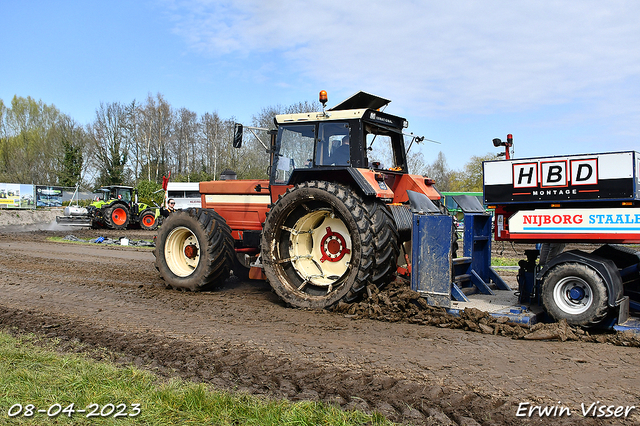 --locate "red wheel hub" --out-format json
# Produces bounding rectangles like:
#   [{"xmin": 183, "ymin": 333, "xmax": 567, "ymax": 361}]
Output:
[
  {"xmin": 319, "ymin": 226, "xmax": 350, "ymax": 262},
  {"xmin": 143, "ymin": 215, "xmax": 155, "ymax": 226},
  {"xmin": 184, "ymin": 244, "xmax": 198, "ymax": 259}
]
